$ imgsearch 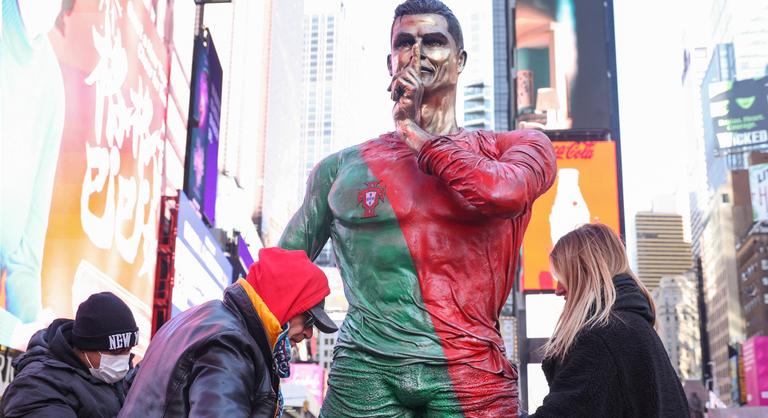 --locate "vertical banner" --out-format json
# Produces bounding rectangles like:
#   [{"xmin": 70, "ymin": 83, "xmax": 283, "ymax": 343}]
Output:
[
  {"xmin": 521, "ymin": 141, "xmax": 621, "ymax": 290},
  {"xmin": 0, "ymin": 0, "xmax": 168, "ymax": 353},
  {"xmin": 183, "ymin": 28, "xmax": 223, "ymax": 227},
  {"xmin": 749, "ymin": 163, "xmax": 768, "ymax": 221}
]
